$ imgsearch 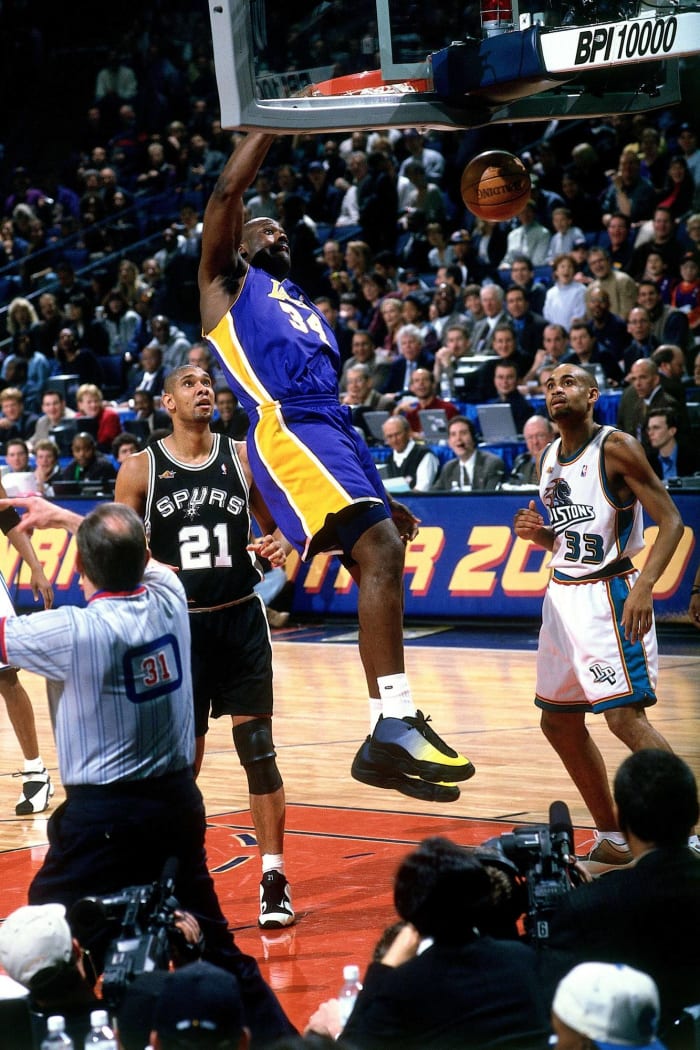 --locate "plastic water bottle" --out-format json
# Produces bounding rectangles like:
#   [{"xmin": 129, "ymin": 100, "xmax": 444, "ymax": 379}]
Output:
[
  {"xmin": 439, "ymin": 370, "xmax": 453, "ymax": 400},
  {"xmin": 41, "ymin": 1016, "xmax": 74, "ymax": 1050},
  {"xmin": 84, "ymin": 1010, "xmax": 117, "ymax": 1050},
  {"xmin": 338, "ymin": 963, "xmax": 363, "ymax": 1028}
]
